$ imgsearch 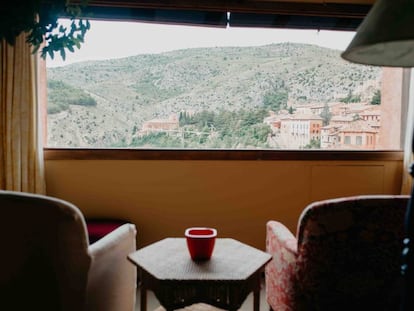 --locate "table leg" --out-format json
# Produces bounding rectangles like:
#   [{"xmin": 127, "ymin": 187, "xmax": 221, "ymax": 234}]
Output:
[
  {"xmin": 140, "ymin": 285, "xmax": 147, "ymax": 311},
  {"xmin": 253, "ymin": 274, "xmax": 261, "ymax": 311},
  {"xmin": 253, "ymin": 288, "xmax": 260, "ymax": 311}
]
